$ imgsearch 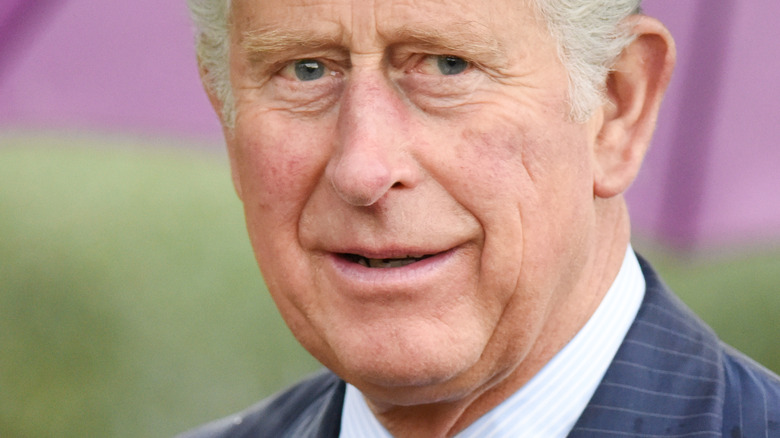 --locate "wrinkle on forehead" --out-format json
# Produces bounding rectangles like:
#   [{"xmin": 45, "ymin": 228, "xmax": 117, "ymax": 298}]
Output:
[
  {"xmin": 238, "ymin": 1, "xmax": 512, "ymax": 70},
  {"xmin": 241, "ymin": 23, "xmax": 508, "ymax": 66}
]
